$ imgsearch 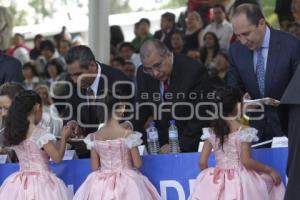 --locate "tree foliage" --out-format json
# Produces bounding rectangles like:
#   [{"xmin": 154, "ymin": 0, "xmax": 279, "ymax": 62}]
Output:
[
  {"xmin": 161, "ymin": 0, "xmax": 187, "ymax": 9},
  {"xmin": 263, "ymin": 0, "xmax": 279, "ymax": 29},
  {"xmin": 110, "ymin": 0, "xmax": 132, "ymax": 14}
]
